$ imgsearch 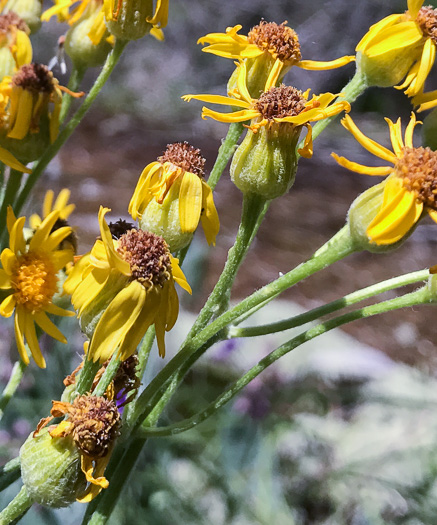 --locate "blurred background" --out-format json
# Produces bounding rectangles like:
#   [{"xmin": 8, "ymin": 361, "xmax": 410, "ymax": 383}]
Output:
[{"xmin": 2, "ymin": 0, "xmax": 437, "ymax": 523}]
